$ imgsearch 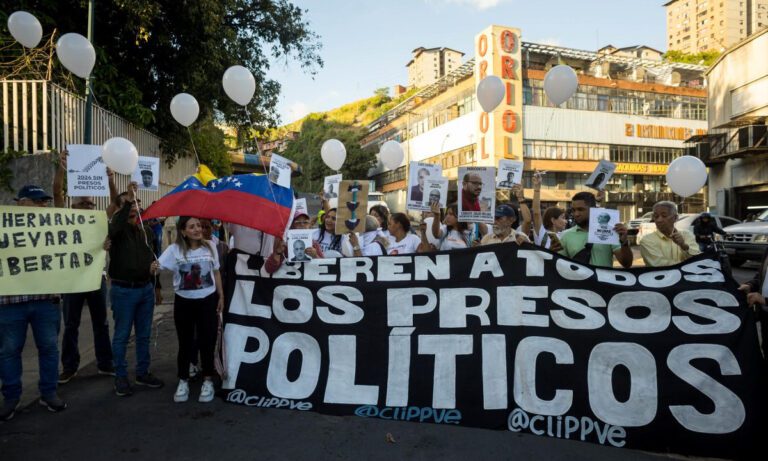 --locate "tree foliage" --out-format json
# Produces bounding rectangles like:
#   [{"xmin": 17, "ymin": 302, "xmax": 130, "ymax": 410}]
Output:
[
  {"xmin": 663, "ymin": 49, "xmax": 721, "ymax": 67},
  {"xmin": 0, "ymin": 0, "xmax": 322, "ymax": 174}
]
